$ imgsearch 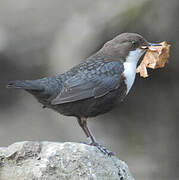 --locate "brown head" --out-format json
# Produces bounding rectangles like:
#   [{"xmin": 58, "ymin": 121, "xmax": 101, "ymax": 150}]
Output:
[{"xmin": 98, "ymin": 33, "xmax": 151, "ymax": 63}]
